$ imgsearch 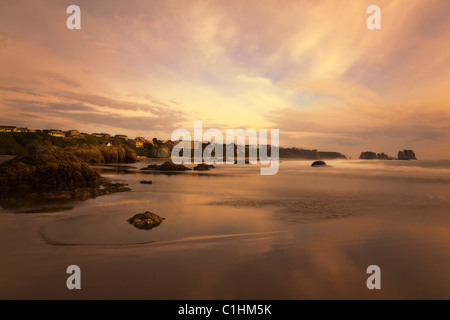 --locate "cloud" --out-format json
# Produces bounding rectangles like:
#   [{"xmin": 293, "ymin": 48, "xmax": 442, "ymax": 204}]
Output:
[
  {"xmin": 0, "ymin": 86, "xmax": 42, "ymax": 97},
  {"xmin": 0, "ymin": 0, "xmax": 450, "ymax": 158},
  {"xmin": 45, "ymin": 73, "xmax": 82, "ymax": 87},
  {"xmin": 1, "ymin": 93, "xmax": 186, "ymax": 135}
]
